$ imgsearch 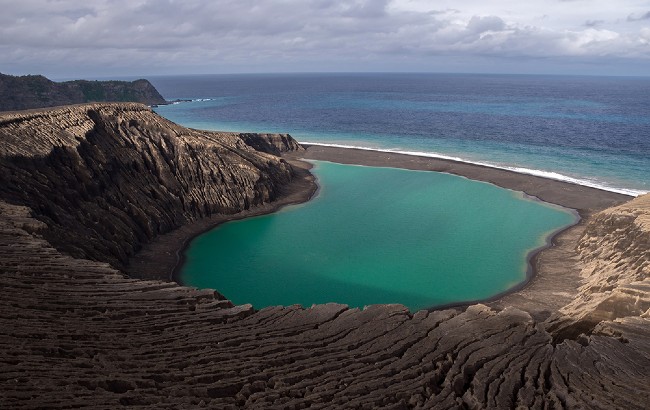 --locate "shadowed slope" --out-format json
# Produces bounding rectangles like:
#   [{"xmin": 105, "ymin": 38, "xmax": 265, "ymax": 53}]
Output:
[{"xmin": 0, "ymin": 103, "xmax": 295, "ymax": 269}]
